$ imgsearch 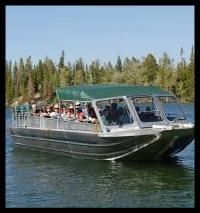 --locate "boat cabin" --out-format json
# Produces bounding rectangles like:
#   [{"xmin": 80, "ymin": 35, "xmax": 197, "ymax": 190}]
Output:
[{"xmin": 54, "ymin": 84, "xmax": 187, "ymax": 133}]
